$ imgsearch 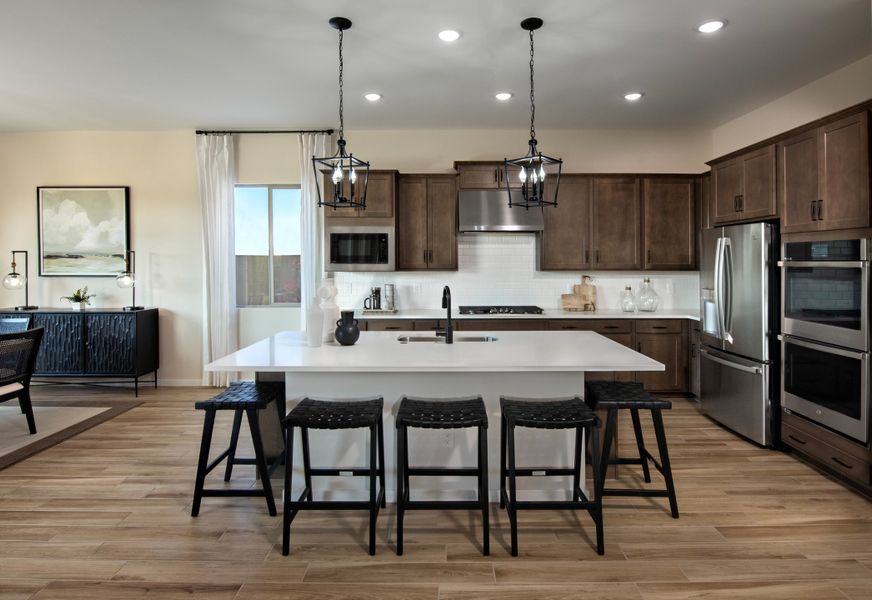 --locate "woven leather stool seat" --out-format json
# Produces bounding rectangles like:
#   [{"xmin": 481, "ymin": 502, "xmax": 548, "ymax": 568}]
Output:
[
  {"xmin": 286, "ymin": 397, "xmax": 383, "ymax": 429},
  {"xmin": 500, "ymin": 396, "xmax": 598, "ymax": 429},
  {"xmin": 397, "ymin": 396, "xmax": 488, "ymax": 429},
  {"xmin": 585, "ymin": 381, "xmax": 672, "ymax": 411},
  {"xmin": 194, "ymin": 382, "xmax": 283, "ymax": 411}
]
